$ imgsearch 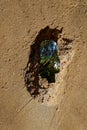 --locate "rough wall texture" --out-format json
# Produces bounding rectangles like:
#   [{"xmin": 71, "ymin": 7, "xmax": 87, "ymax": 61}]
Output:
[{"xmin": 0, "ymin": 0, "xmax": 87, "ymax": 130}]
